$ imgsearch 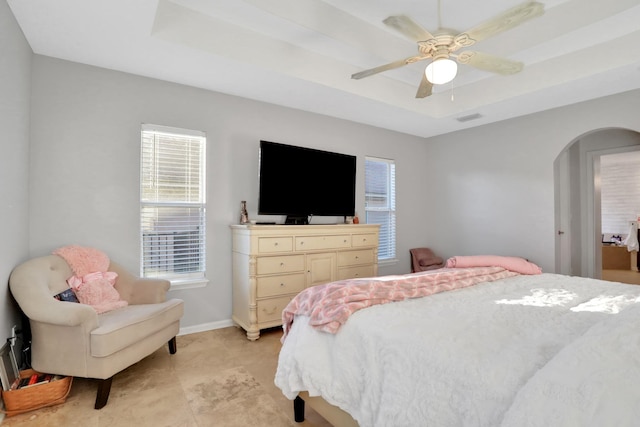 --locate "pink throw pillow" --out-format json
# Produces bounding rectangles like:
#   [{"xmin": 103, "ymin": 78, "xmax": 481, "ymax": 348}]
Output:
[
  {"xmin": 73, "ymin": 276, "xmax": 128, "ymax": 314},
  {"xmin": 445, "ymin": 255, "xmax": 542, "ymax": 275}
]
